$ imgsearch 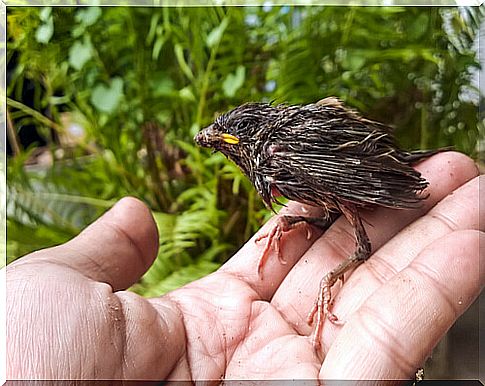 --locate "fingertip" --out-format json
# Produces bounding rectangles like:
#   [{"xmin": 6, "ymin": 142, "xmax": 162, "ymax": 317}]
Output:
[
  {"xmin": 104, "ymin": 196, "xmax": 160, "ymax": 265},
  {"xmin": 416, "ymin": 150, "xmax": 479, "ymax": 182},
  {"xmin": 411, "ymin": 151, "xmax": 479, "ymax": 212}
]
